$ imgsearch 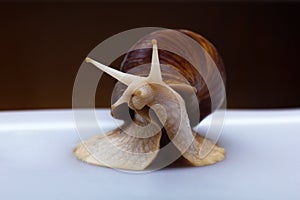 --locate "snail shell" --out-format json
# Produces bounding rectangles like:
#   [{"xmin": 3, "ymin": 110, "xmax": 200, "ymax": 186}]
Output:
[
  {"xmin": 112, "ymin": 29, "xmax": 225, "ymax": 124},
  {"xmin": 74, "ymin": 29, "xmax": 226, "ymax": 170}
]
